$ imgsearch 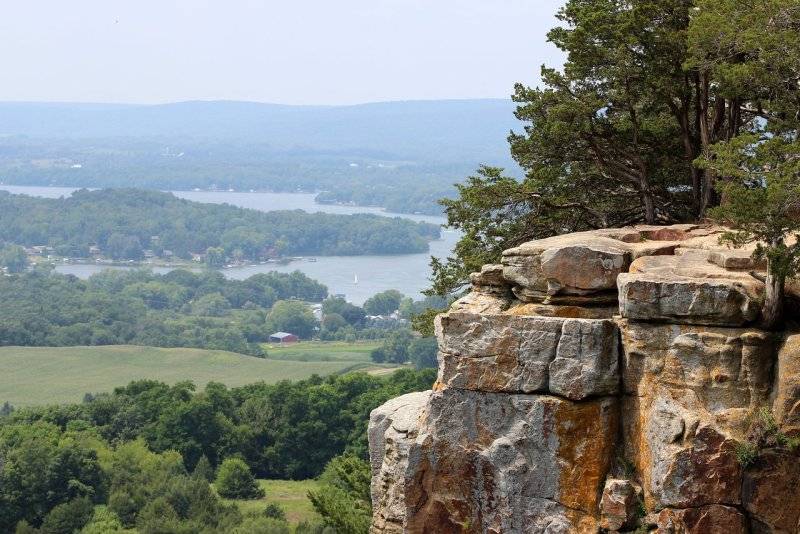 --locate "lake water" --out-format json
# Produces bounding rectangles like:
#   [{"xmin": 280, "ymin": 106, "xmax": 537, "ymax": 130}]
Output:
[{"xmin": 0, "ymin": 185, "xmax": 457, "ymax": 303}]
